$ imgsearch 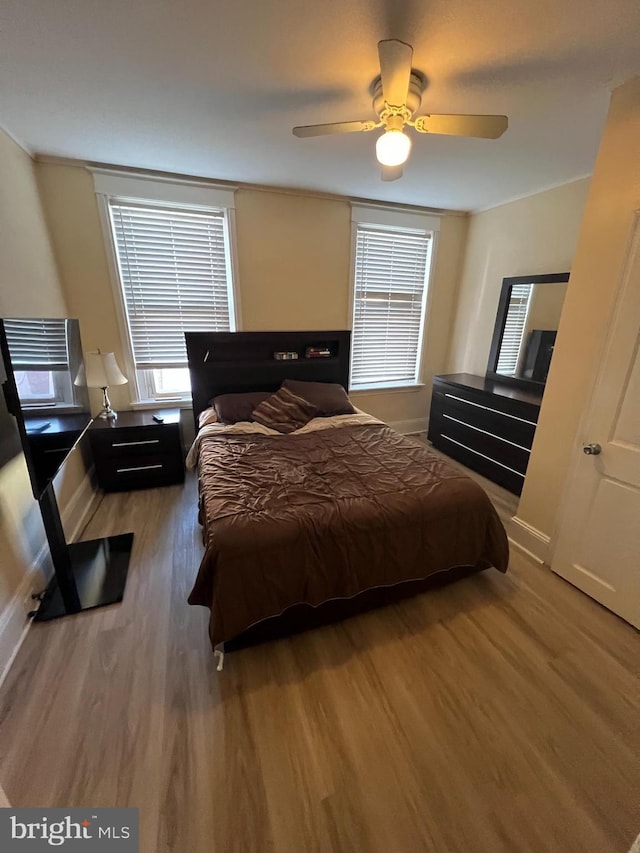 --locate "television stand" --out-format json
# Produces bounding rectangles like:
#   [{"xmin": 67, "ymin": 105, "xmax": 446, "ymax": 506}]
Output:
[{"xmin": 31, "ymin": 482, "xmax": 133, "ymax": 622}]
